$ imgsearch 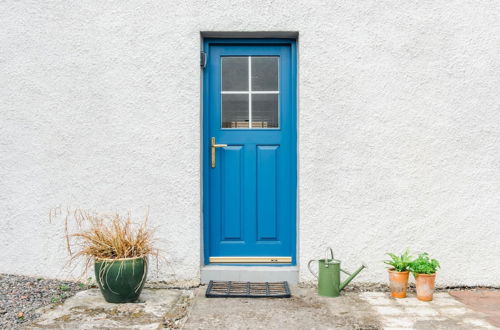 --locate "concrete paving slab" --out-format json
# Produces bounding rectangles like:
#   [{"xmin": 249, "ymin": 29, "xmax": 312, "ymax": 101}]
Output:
[
  {"xmin": 450, "ymin": 290, "xmax": 500, "ymax": 328},
  {"xmin": 27, "ymin": 288, "xmax": 183, "ymax": 329},
  {"xmin": 359, "ymin": 292, "xmax": 497, "ymax": 329}
]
